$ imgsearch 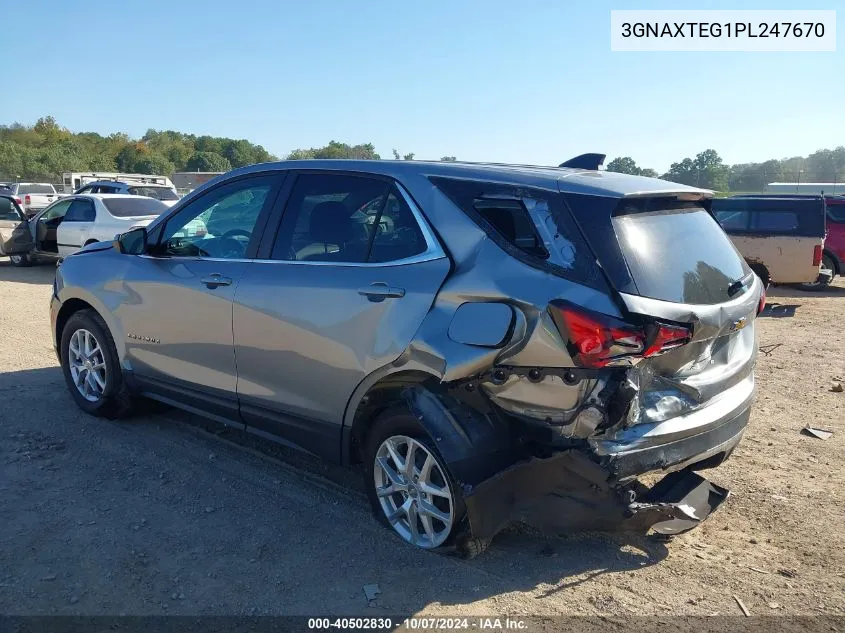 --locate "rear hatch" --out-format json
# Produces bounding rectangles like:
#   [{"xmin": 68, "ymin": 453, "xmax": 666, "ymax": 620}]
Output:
[{"xmin": 559, "ymin": 189, "xmax": 761, "ymax": 427}]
